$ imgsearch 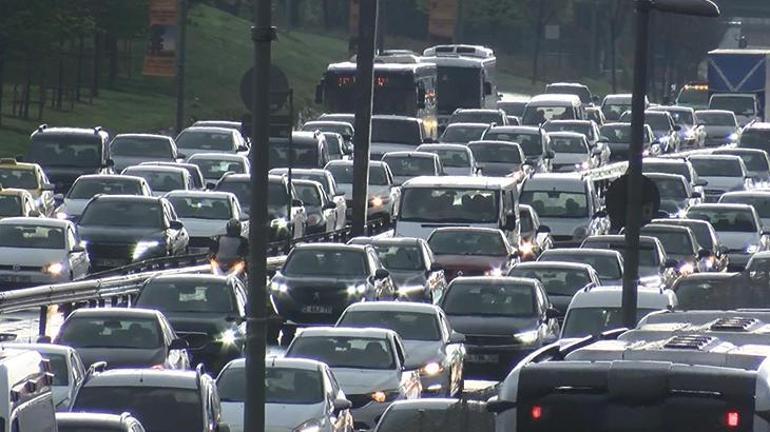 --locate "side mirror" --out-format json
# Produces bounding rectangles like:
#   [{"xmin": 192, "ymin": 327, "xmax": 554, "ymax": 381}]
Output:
[
  {"xmin": 333, "ymin": 398, "xmax": 352, "ymax": 412},
  {"xmin": 169, "ymin": 220, "xmax": 185, "ymax": 230},
  {"xmin": 449, "ymin": 331, "xmax": 466, "ymax": 344},
  {"xmin": 292, "ymin": 198, "xmax": 304, "ymax": 207},
  {"xmin": 169, "ymin": 338, "xmax": 189, "ymax": 350},
  {"xmin": 761, "ymin": 231, "xmax": 770, "ymax": 237},
  {"xmin": 237, "ymin": 145, "xmax": 249, "ymax": 152},
  {"xmin": 593, "ymin": 210, "xmax": 607, "ymax": 218},
  {"xmin": 536, "ymin": 225, "xmax": 551, "ymax": 234},
  {"xmin": 70, "ymin": 245, "xmax": 86, "ymax": 254},
  {"xmin": 239, "ymin": 214, "xmax": 249, "ymax": 222},
  {"xmin": 690, "ymin": 191, "xmax": 702, "ymax": 199},
  {"xmin": 314, "ymin": 83, "xmax": 324, "ymax": 104},
  {"xmin": 545, "ymin": 307, "xmax": 560, "ymax": 319},
  {"xmin": 375, "ymin": 268, "xmax": 390, "ymax": 280},
  {"xmin": 483, "ymin": 81, "xmax": 492, "ymax": 96},
  {"xmin": 546, "ymin": 150, "xmax": 555, "ymax": 159},
  {"xmin": 323, "ymin": 202, "xmax": 336, "ymax": 210},
  {"xmin": 665, "ymin": 258, "xmax": 678, "ymax": 268},
  {"xmin": 42, "ymin": 182, "xmax": 55, "ymax": 191},
  {"xmin": 673, "ymin": 125, "xmax": 682, "ymax": 132},
  {"xmin": 697, "ymin": 249, "xmax": 712, "ymax": 259},
  {"xmin": 591, "ymin": 147, "xmax": 602, "ymax": 156}
]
